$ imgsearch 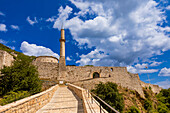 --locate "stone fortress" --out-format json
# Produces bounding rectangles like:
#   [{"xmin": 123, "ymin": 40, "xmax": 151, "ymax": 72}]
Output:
[
  {"xmin": 32, "ymin": 27, "xmax": 162, "ymax": 98},
  {"xmin": 0, "ymin": 27, "xmax": 162, "ymax": 98}
]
